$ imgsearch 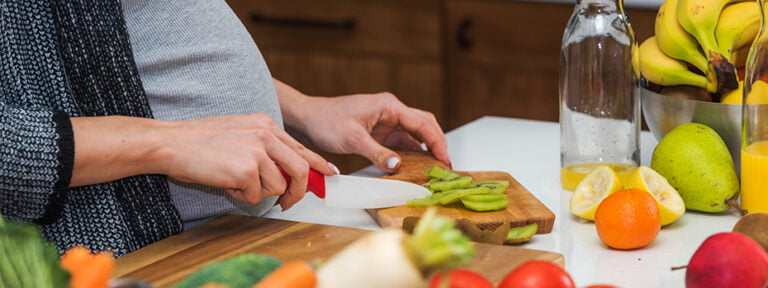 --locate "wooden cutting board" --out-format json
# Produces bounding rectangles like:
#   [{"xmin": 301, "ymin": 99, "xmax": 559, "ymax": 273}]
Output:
[
  {"xmin": 115, "ymin": 215, "xmax": 564, "ymax": 287},
  {"xmin": 369, "ymin": 151, "xmax": 555, "ymax": 234}
]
